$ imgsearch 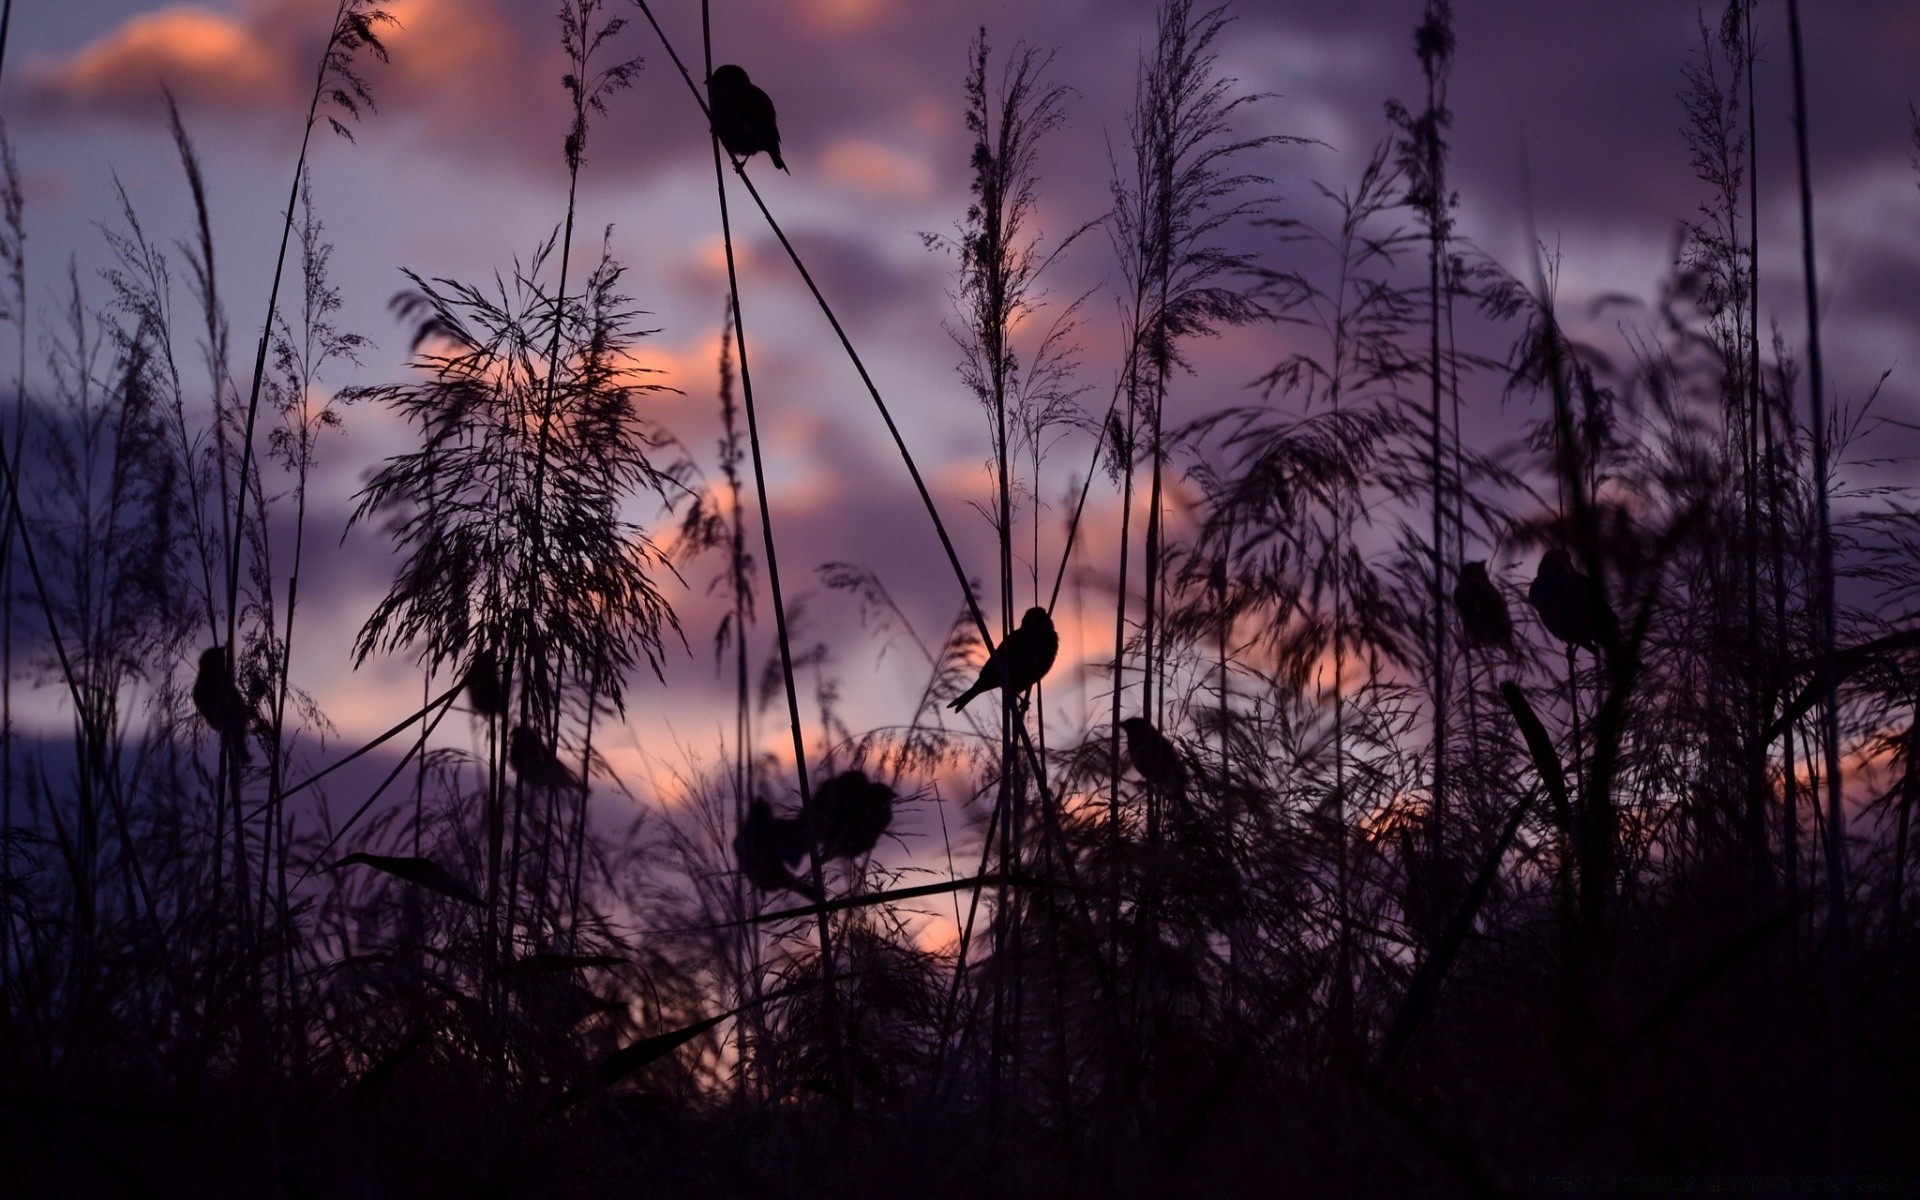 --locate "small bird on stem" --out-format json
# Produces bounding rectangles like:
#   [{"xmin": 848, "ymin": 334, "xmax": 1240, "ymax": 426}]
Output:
[
  {"xmin": 192, "ymin": 645, "xmax": 251, "ymax": 763},
  {"xmin": 1454, "ymin": 560, "xmax": 1514, "ymax": 652},
  {"xmin": 1528, "ymin": 548, "xmax": 1618, "ymax": 654},
  {"xmin": 948, "ymin": 606, "xmax": 1059, "ymax": 712},
  {"xmin": 707, "ymin": 64, "xmax": 787, "ymax": 172},
  {"xmin": 735, "ymin": 799, "xmax": 819, "ymax": 902},
  {"xmin": 464, "ymin": 645, "xmax": 506, "ymax": 718},
  {"xmin": 1121, "ymin": 716, "xmax": 1187, "ymax": 799},
  {"xmin": 510, "ymin": 724, "xmax": 581, "ymax": 792},
  {"xmin": 808, "ymin": 769, "xmax": 894, "ymax": 860}
]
